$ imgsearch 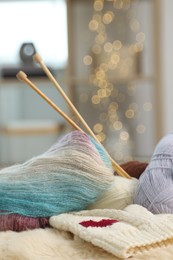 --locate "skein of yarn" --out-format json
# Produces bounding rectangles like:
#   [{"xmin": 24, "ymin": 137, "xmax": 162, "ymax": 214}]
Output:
[
  {"xmin": 120, "ymin": 161, "xmax": 148, "ymax": 179},
  {"xmin": 134, "ymin": 133, "xmax": 173, "ymax": 214},
  {"xmin": 0, "ymin": 214, "xmax": 49, "ymax": 232},
  {"xmin": 87, "ymin": 176, "xmax": 138, "ymax": 210},
  {"xmin": 0, "ymin": 160, "xmax": 142, "ymax": 232},
  {"xmin": 0, "ymin": 130, "xmax": 114, "ymax": 217}
]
